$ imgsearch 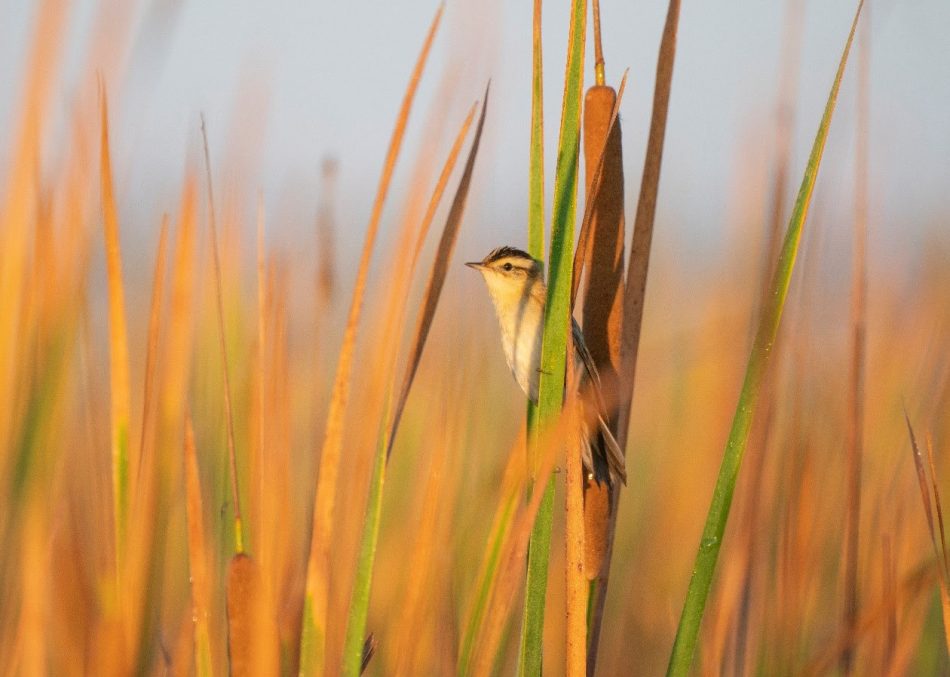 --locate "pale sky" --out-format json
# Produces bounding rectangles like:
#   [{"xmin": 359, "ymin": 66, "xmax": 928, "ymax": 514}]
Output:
[{"xmin": 2, "ymin": 0, "xmax": 948, "ymax": 273}]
